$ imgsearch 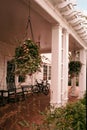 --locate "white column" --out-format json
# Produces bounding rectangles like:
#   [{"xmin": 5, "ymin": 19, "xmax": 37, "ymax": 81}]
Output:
[
  {"xmin": 79, "ymin": 49, "xmax": 86, "ymax": 98},
  {"xmin": 86, "ymin": 50, "xmax": 87, "ymax": 87},
  {"xmin": 50, "ymin": 24, "xmax": 62, "ymax": 108},
  {"xmin": 62, "ymin": 29, "xmax": 69, "ymax": 105}
]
